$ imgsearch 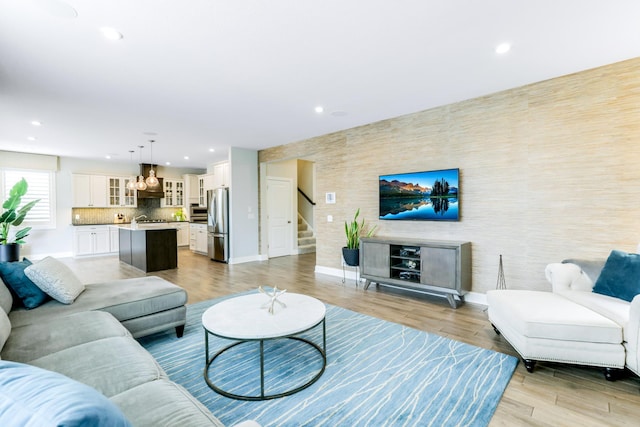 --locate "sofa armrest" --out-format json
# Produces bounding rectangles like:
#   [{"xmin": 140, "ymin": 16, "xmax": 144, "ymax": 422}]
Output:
[
  {"xmin": 625, "ymin": 295, "xmax": 640, "ymax": 375},
  {"xmin": 545, "ymin": 263, "xmax": 594, "ymax": 293}
]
